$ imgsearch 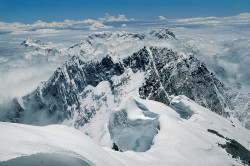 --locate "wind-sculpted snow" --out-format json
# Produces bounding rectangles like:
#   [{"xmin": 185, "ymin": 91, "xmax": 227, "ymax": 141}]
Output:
[{"xmin": 0, "ymin": 122, "xmax": 123, "ymax": 166}]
